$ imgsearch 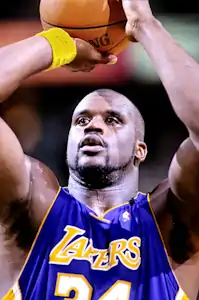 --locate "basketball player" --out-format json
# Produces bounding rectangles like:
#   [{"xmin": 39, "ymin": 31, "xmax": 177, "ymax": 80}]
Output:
[{"xmin": 1, "ymin": 0, "xmax": 199, "ymax": 298}]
